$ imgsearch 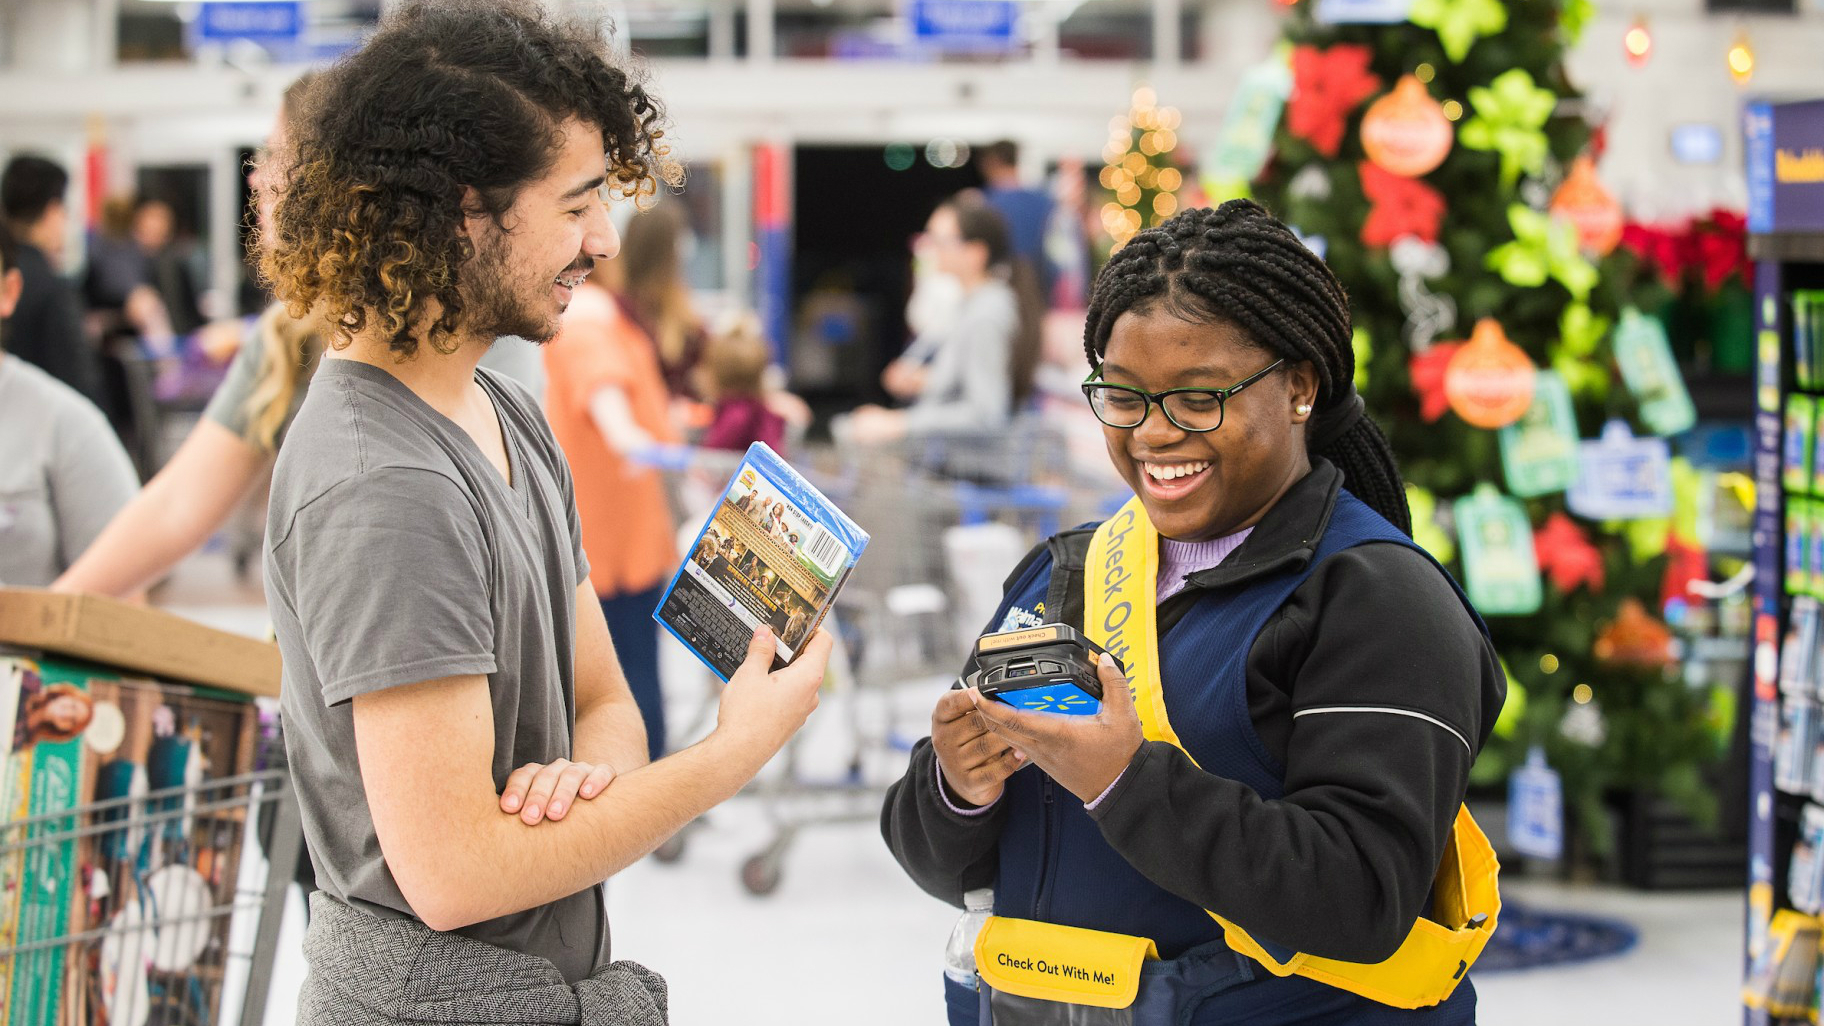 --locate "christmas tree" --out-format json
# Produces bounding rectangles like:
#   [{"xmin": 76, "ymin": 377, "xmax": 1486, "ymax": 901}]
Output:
[
  {"xmin": 1099, "ymin": 87, "xmax": 1188, "ymax": 248},
  {"xmin": 1243, "ymin": 0, "xmax": 1723, "ymax": 857}
]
